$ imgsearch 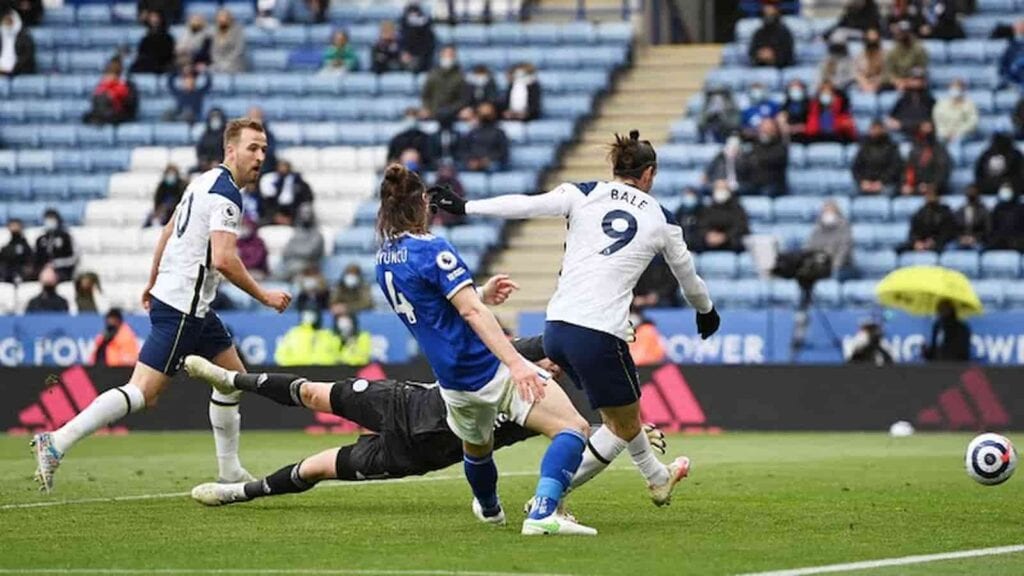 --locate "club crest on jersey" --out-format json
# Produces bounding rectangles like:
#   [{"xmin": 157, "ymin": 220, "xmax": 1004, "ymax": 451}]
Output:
[{"xmin": 436, "ymin": 251, "xmax": 458, "ymax": 271}]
